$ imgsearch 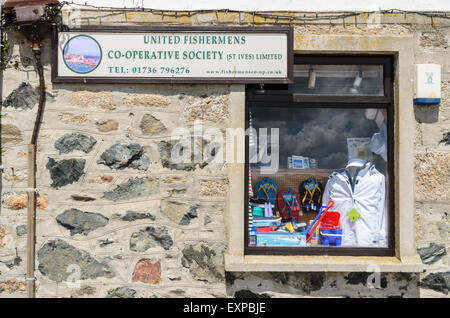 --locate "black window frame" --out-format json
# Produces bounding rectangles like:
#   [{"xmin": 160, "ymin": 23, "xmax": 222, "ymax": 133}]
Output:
[{"xmin": 244, "ymin": 54, "xmax": 395, "ymax": 257}]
